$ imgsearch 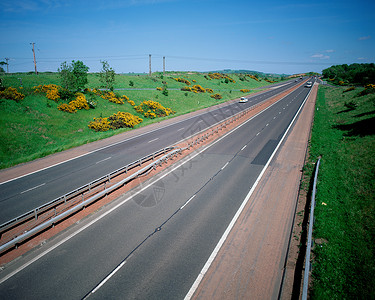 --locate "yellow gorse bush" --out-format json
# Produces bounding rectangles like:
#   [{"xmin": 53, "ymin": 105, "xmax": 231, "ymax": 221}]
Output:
[
  {"xmin": 88, "ymin": 117, "xmax": 111, "ymax": 132},
  {"xmin": 208, "ymin": 73, "xmax": 235, "ymax": 83},
  {"xmin": 91, "ymin": 88, "xmax": 129, "ymax": 105},
  {"xmin": 88, "ymin": 112, "xmax": 143, "ymax": 132},
  {"xmin": 246, "ymin": 74, "xmax": 260, "ymax": 81},
  {"xmin": 174, "ymin": 78, "xmax": 191, "ymax": 85},
  {"xmin": 181, "ymin": 85, "xmax": 206, "ymax": 93},
  {"xmin": 0, "ymin": 87, "xmax": 25, "ymax": 101},
  {"xmin": 240, "ymin": 89, "xmax": 250, "ymax": 93},
  {"xmin": 211, "ymin": 93, "xmax": 222, "ymax": 100},
  {"xmin": 33, "ymin": 84, "xmax": 61, "ymax": 101},
  {"xmin": 58, "ymin": 93, "xmax": 89, "ymax": 113},
  {"xmin": 134, "ymin": 100, "xmax": 175, "ymax": 118}
]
